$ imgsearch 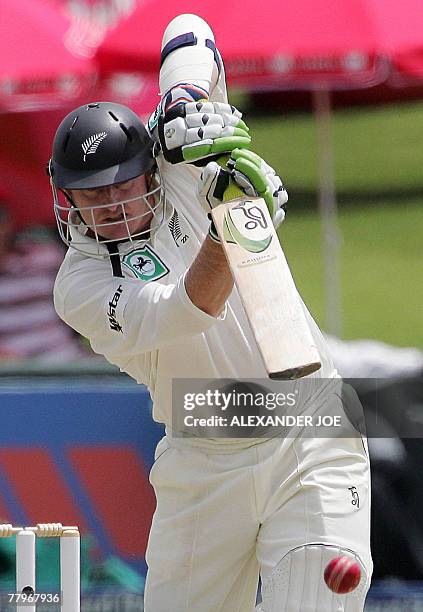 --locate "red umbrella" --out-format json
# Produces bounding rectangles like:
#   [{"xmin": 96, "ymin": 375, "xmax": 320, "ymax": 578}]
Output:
[
  {"xmin": 0, "ymin": 0, "xmax": 100, "ymax": 229},
  {"xmin": 0, "ymin": 0, "xmax": 96, "ymax": 111},
  {"xmin": 96, "ymin": 0, "xmax": 423, "ymax": 87},
  {"xmin": 96, "ymin": 0, "xmax": 423, "ymax": 336},
  {"xmin": 0, "ymin": 1, "xmax": 160, "ymax": 230}
]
